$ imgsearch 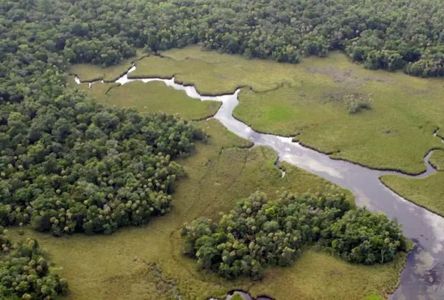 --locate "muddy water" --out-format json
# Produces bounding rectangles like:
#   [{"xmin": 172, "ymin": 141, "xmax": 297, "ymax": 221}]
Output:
[{"xmin": 75, "ymin": 66, "xmax": 444, "ymax": 299}]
